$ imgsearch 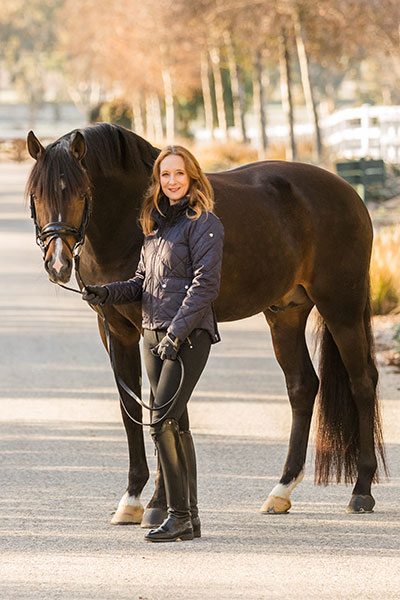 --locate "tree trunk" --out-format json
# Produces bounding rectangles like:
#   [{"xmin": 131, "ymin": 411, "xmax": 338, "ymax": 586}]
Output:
[
  {"xmin": 209, "ymin": 45, "xmax": 228, "ymax": 139},
  {"xmin": 252, "ymin": 49, "xmax": 268, "ymax": 158},
  {"xmin": 161, "ymin": 66, "xmax": 175, "ymax": 142},
  {"xmin": 152, "ymin": 94, "xmax": 164, "ymax": 143},
  {"xmin": 224, "ymin": 30, "xmax": 248, "ymax": 143},
  {"xmin": 279, "ymin": 27, "xmax": 297, "ymax": 161},
  {"xmin": 145, "ymin": 94, "xmax": 155, "ymax": 141},
  {"xmin": 200, "ymin": 51, "xmax": 214, "ymax": 140},
  {"xmin": 132, "ymin": 92, "xmax": 144, "ymax": 136},
  {"xmin": 294, "ymin": 11, "xmax": 323, "ymax": 161},
  {"xmin": 236, "ymin": 64, "xmax": 248, "ymax": 145},
  {"xmin": 28, "ymin": 96, "xmax": 39, "ymax": 130}
]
